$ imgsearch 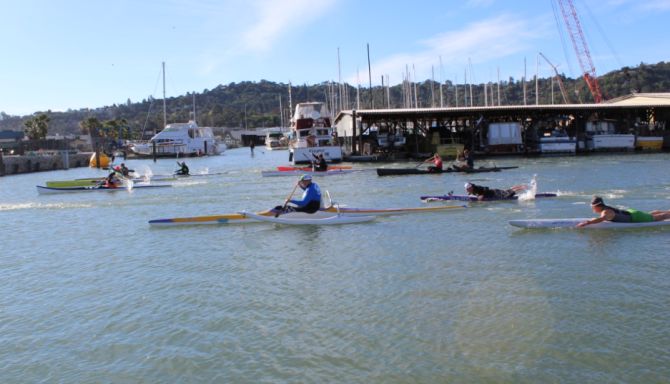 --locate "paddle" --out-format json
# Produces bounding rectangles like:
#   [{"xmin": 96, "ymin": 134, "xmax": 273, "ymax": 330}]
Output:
[{"xmin": 276, "ymin": 180, "xmax": 300, "ymax": 217}]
